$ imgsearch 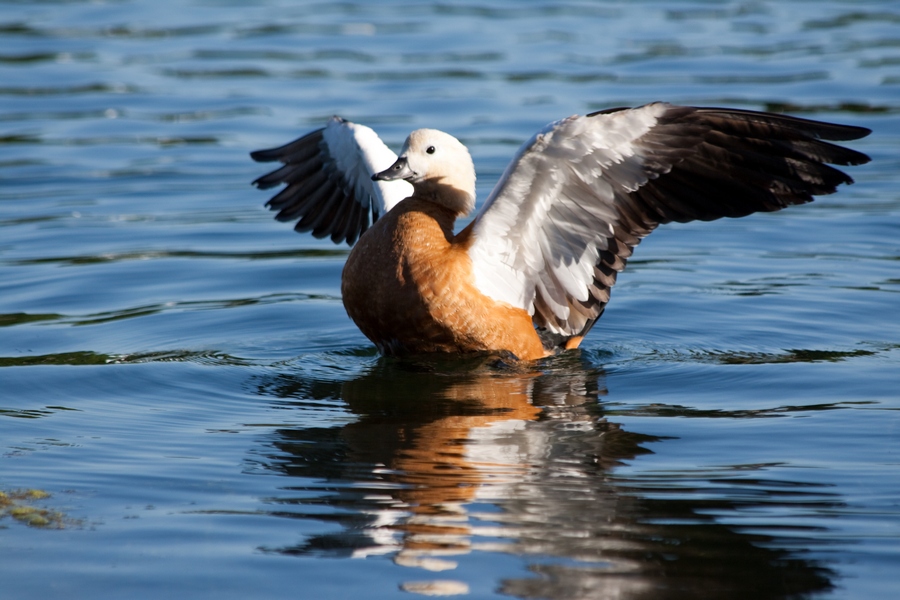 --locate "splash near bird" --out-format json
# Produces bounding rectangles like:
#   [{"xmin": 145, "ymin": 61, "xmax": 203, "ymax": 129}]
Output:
[{"xmin": 251, "ymin": 104, "xmax": 870, "ymax": 361}]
